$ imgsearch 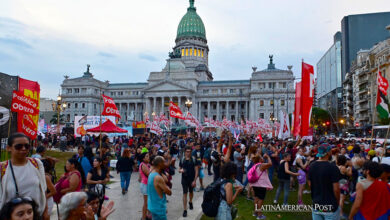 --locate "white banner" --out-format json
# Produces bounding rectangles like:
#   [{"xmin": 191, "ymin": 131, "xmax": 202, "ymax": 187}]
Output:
[
  {"xmin": 74, "ymin": 116, "xmax": 115, "ymax": 137},
  {"xmin": 278, "ymin": 110, "xmax": 291, "ymax": 139}
]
